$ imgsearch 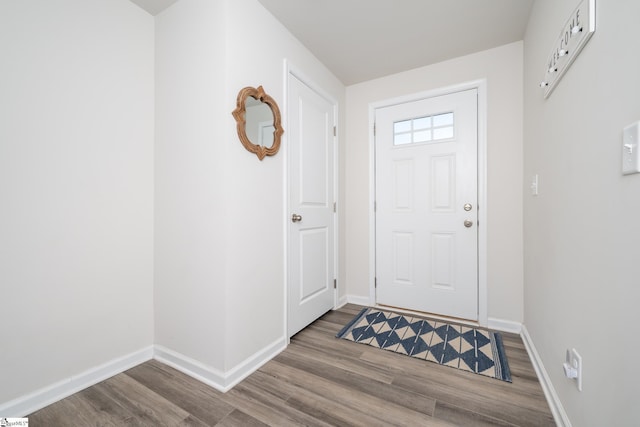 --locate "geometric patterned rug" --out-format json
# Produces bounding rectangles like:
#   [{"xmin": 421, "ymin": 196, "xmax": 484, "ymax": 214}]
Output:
[{"xmin": 336, "ymin": 307, "xmax": 511, "ymax": 382}]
